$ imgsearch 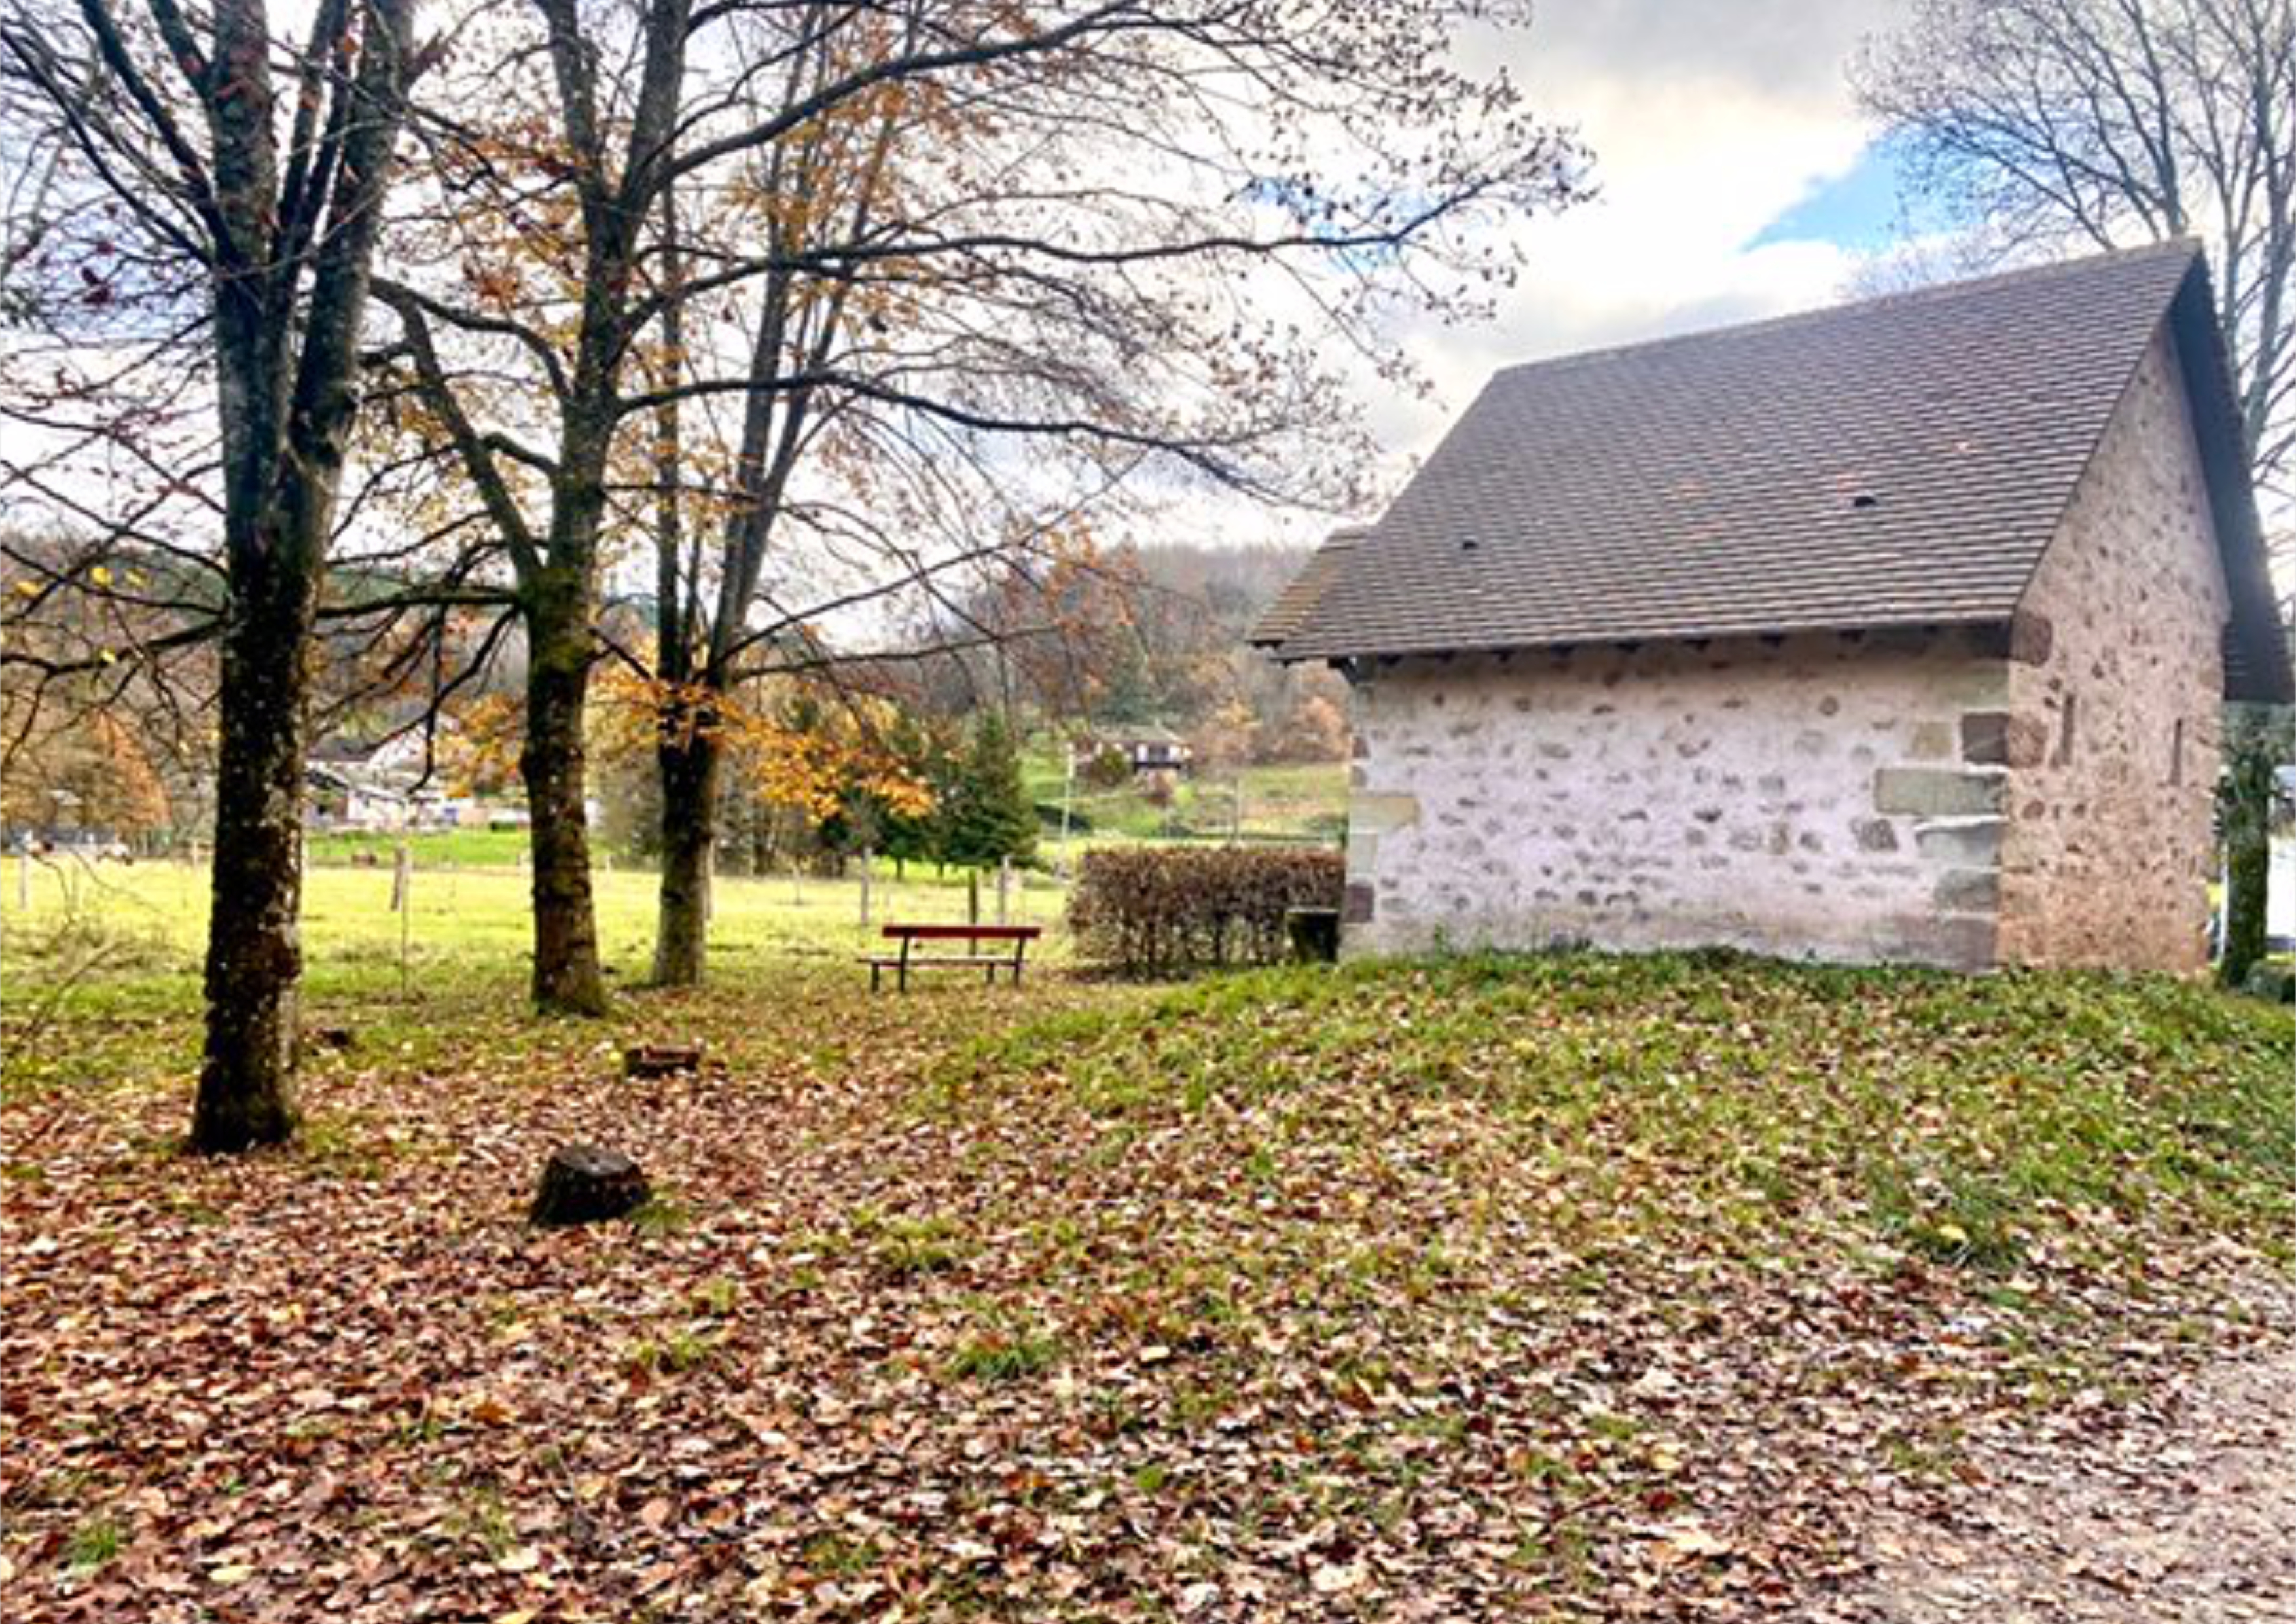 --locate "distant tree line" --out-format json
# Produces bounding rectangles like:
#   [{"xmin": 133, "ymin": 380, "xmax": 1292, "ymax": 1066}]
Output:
[{"xmin": 908, "ymin": 541, "xmax": 1354, "ymax": 767}]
